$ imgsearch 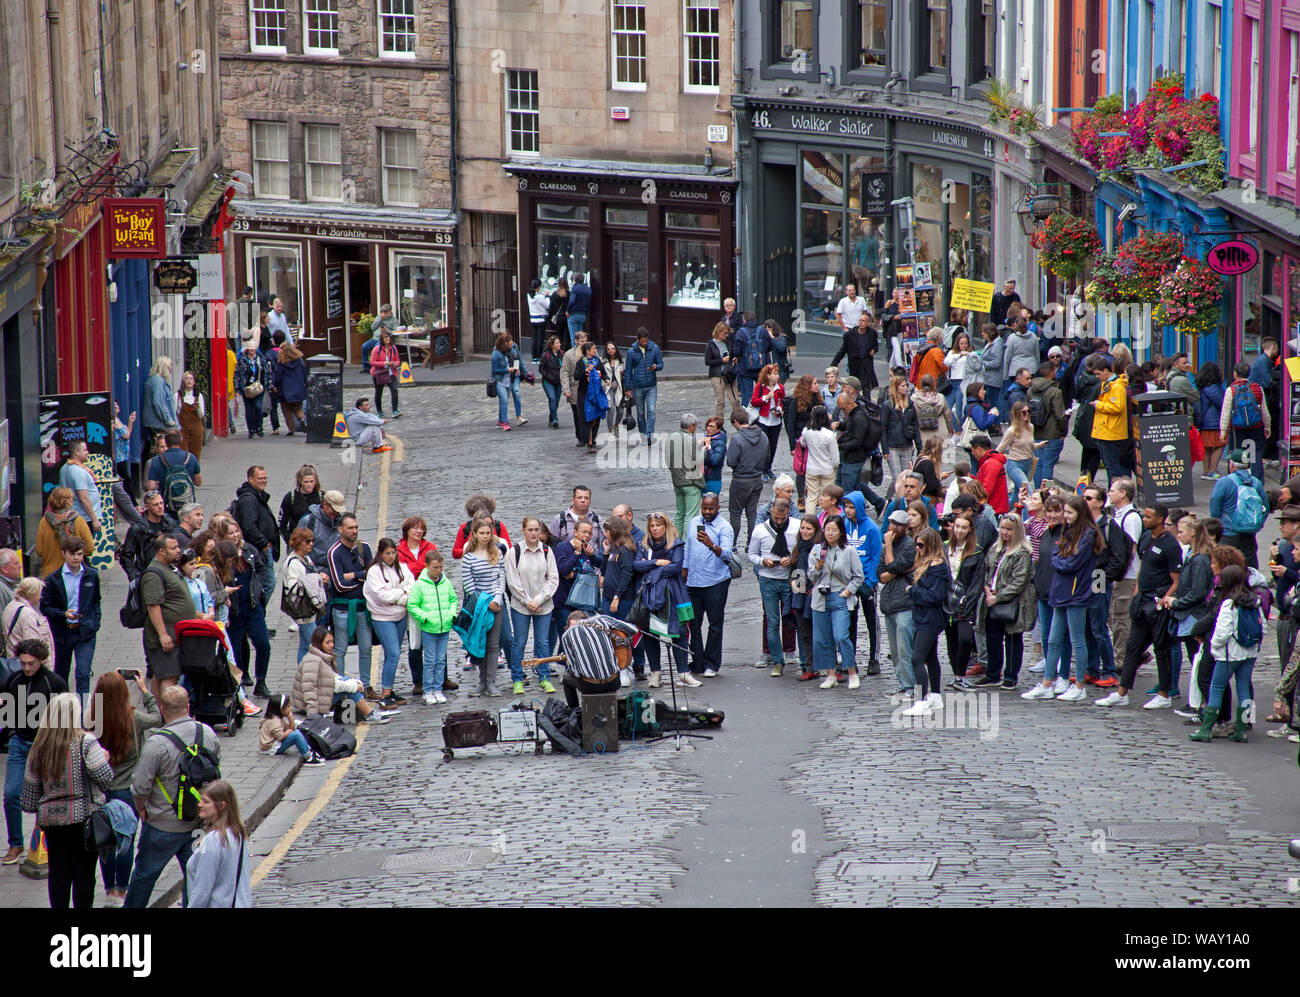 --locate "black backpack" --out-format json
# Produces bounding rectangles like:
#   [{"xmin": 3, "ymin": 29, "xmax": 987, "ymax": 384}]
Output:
[
  {"xmin": 1027, "ymin": 393, "xmax": 1051, "ymax": 430},
  {"xmin": 120, "ymin": 564, "xmax": 166, "ymax": 630},
  {"xmin": 859, "ymin": 399, "xmax": 884, "ymax": 453},
  {"xmin": 153, "ymin": 725, "xmax": 221, "ymax": 822}
]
